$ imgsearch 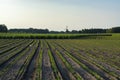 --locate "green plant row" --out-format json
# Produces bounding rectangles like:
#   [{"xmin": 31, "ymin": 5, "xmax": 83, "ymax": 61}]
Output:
[
  {"xmin": 47, "ymin": 41, "xmax": 83, "ymax": 80},
  {"xmin": 58, "ymin": 40, "xmax": 120, "ymax": 79},
  {"xmin": 35, "ymin": 47, "xmax": 43, "ymax": 80},
  {"xmin": 0, "ymin": 40, "xmax": 35, "ymax": 78},
  {"xmin": 16, "ymin": 40, "xmax": 38, "ymax": 80},
  {"xmin": 52, "ymin": 42, "xmax": 103, "ymax": 80},
  {"xmin": 0, "ymin": 33, "xmax": 112, "ymax": 39}
]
